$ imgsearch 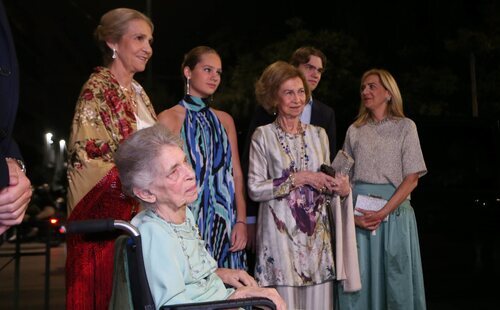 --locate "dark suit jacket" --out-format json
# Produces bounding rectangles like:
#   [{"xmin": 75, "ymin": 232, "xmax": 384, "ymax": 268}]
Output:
[
  {"xmin": 0, "ymin": 0, "xmax": 22, "ymax": 188},
  {"xmin": 242, "ymin": 99, "xmax": 337, "ymax": 216}
]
